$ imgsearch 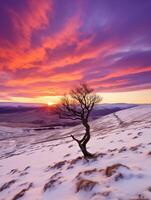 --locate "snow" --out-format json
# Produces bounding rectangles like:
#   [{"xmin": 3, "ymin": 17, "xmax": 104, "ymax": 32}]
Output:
[
  {"xmin": 0, "ymin": 105, "xmax": 151, "ymax": 200},
  {"xmin": 95, "ymin": 103, "xmax": 137, "ymax": 110}
]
